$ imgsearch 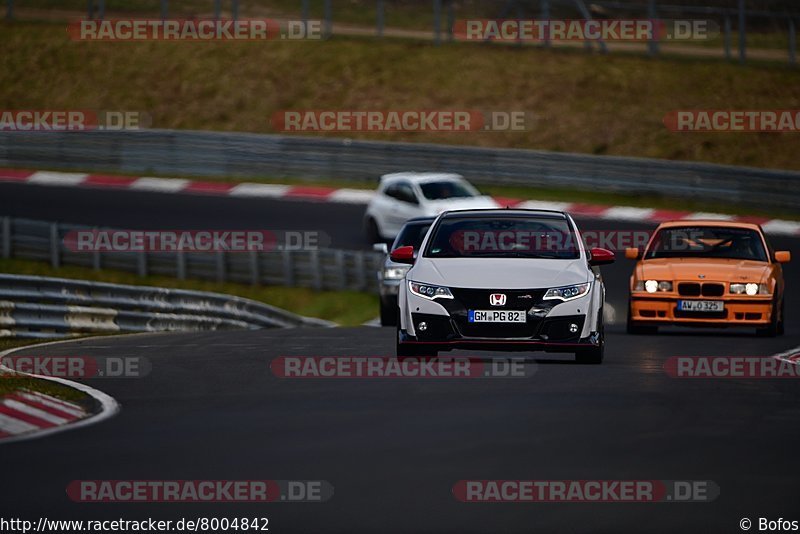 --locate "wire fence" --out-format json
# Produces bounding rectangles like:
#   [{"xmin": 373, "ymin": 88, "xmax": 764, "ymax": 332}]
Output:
[
  {"xmin": 0, "ymin": 217, "xmax": 385, "ymax": 294},
  {"xmin": 5, "ymin": 0, "xmax": 798, "ymax": 64}
]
